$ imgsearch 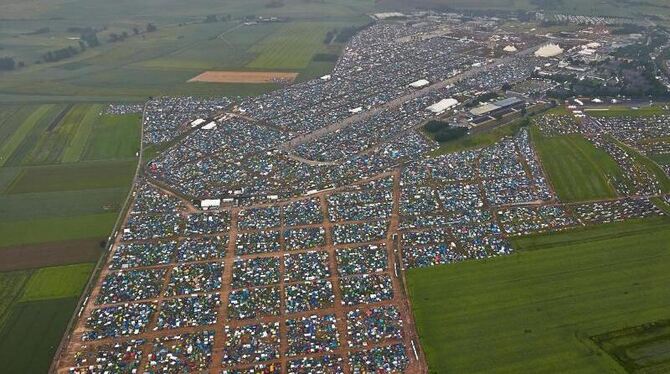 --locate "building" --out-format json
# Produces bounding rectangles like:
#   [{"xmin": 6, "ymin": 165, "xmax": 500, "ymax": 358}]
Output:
[{"xmin": 470, "ymin": 97, "xmax": 525, "ymax": 123}]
